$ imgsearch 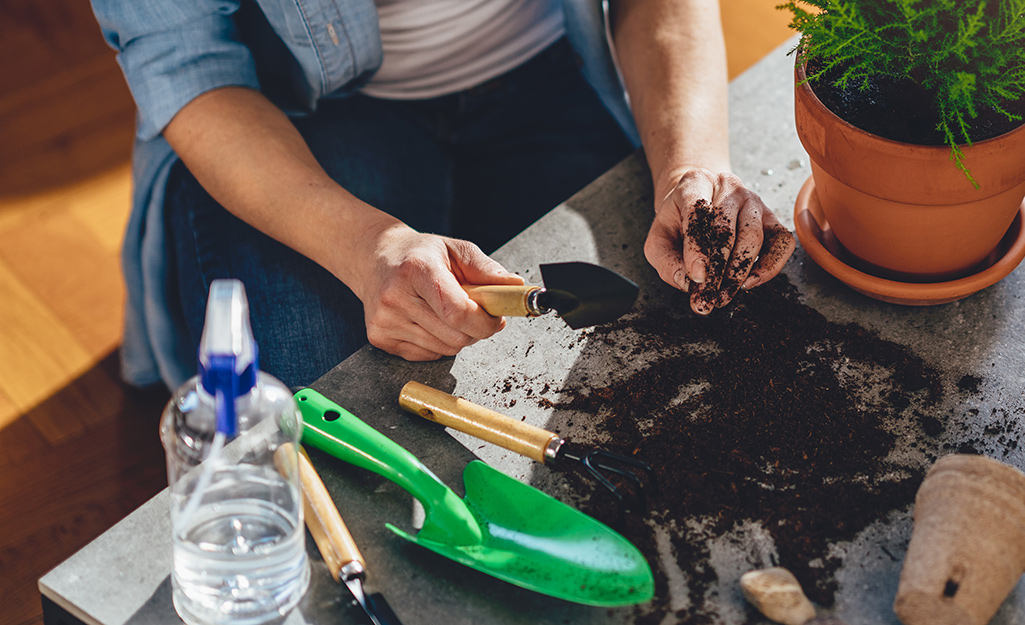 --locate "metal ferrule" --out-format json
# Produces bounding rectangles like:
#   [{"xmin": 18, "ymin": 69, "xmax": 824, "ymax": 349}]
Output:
[
  {"xmin": 525, "ymin": 288, "xmax": 550, "ymax": 317},
  {"xmin": 544, "ymin": 436, "xmax": 565, "ymax": 463},
  {"xmin": 340, "ymin": 560, "xmax": 366, "ymax": 582}
]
